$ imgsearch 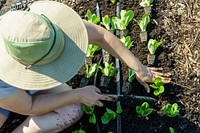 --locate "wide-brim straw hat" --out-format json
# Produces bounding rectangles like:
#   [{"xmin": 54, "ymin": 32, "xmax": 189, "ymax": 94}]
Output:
[{"xmin": 0, "ymin": 1, "xmax": 88, "ymax": 90}]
